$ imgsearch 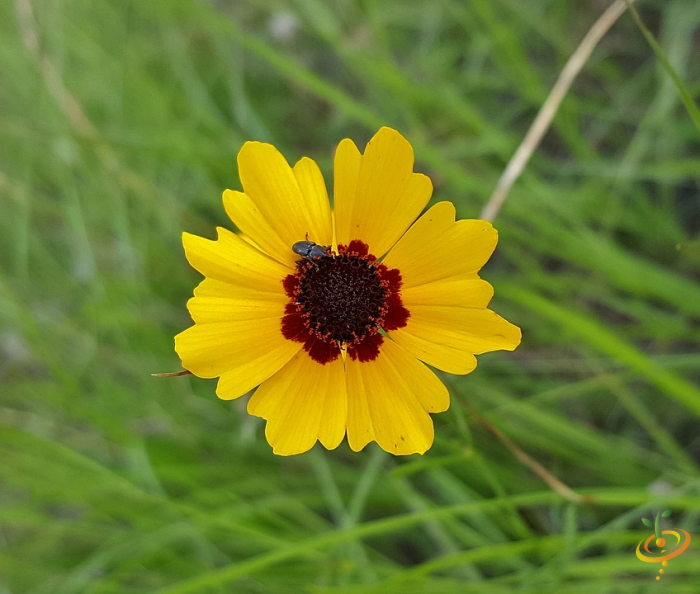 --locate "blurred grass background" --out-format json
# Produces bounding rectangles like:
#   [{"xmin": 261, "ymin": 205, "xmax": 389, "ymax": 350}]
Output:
[{"xmin": 2, "ymin": 0, "xmax": 700, "ymax": 592}]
